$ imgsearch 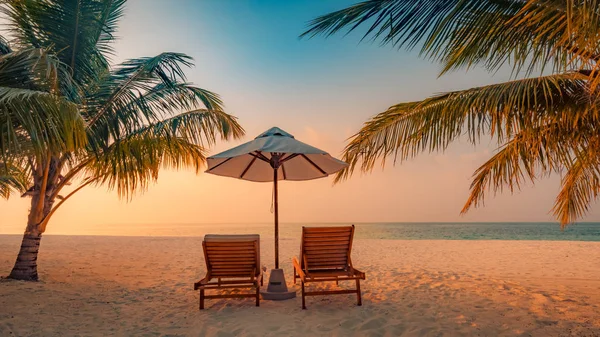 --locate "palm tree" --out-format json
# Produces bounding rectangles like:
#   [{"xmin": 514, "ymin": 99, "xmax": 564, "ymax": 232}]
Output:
[
  {"xmin": 303, "ymin": 0, "xmax": 600, "ymax": 227},
  {"xmin": 1, "ymin": 0, "xmax": 244, "ymax": 281}
]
